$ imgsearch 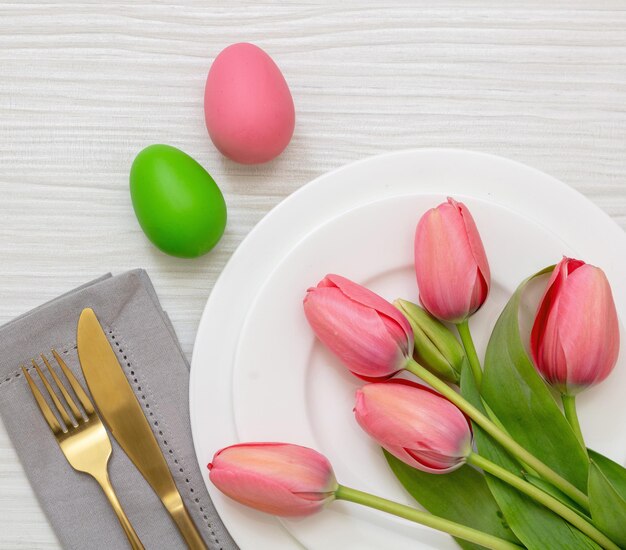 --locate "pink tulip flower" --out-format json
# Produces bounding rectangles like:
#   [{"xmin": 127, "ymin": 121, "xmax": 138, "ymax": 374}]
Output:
[
  {"xmin": 415, "ymin": 198, "xmax": 490, "ymax": 323},
  {"xmin": 303, "ymin": 274, "xmax": 413, "ymax": 380},
  {"xmin": 208, "ymin": 442, "xmax": 338, "ymax": 517},
  {"xmin": 354, "ymin": 380, "xmax": 472, "ymax": 473},
  {"xmin": 531, "ymin": 257, "xmax": 620, "ymax": 395}
]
